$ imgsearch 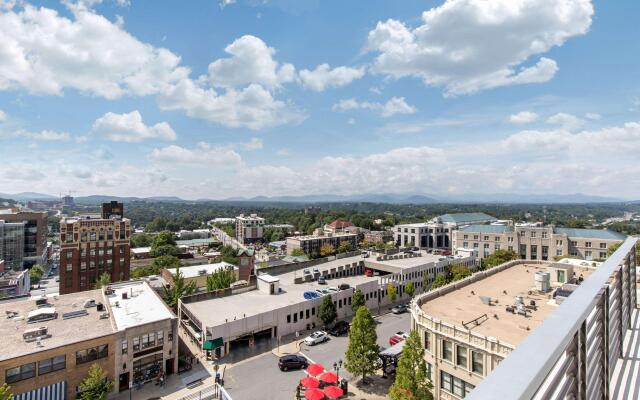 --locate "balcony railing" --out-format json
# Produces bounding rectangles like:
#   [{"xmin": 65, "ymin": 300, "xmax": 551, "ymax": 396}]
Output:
[{"xmin": 467, "ymin": 237, "xmax": 637, "ymax": 400}]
